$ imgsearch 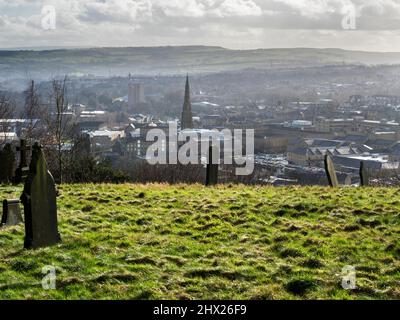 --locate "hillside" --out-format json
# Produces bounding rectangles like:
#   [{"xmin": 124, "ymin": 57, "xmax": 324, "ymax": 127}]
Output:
[
  {"xmin": 2, "ymin": 46, "xmax": 400, "ymax": 81},
  {"xmin": 0, "ymin": 184, "xmax": 399, "ymax": 300}
]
